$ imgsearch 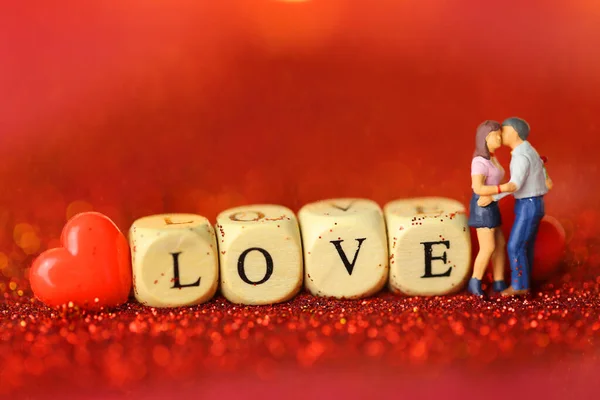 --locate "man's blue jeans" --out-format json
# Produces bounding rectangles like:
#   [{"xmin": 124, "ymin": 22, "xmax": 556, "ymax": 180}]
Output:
[{"xmin": 507, "ymin": 196, "xmax": 545, "ymax": 290}]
